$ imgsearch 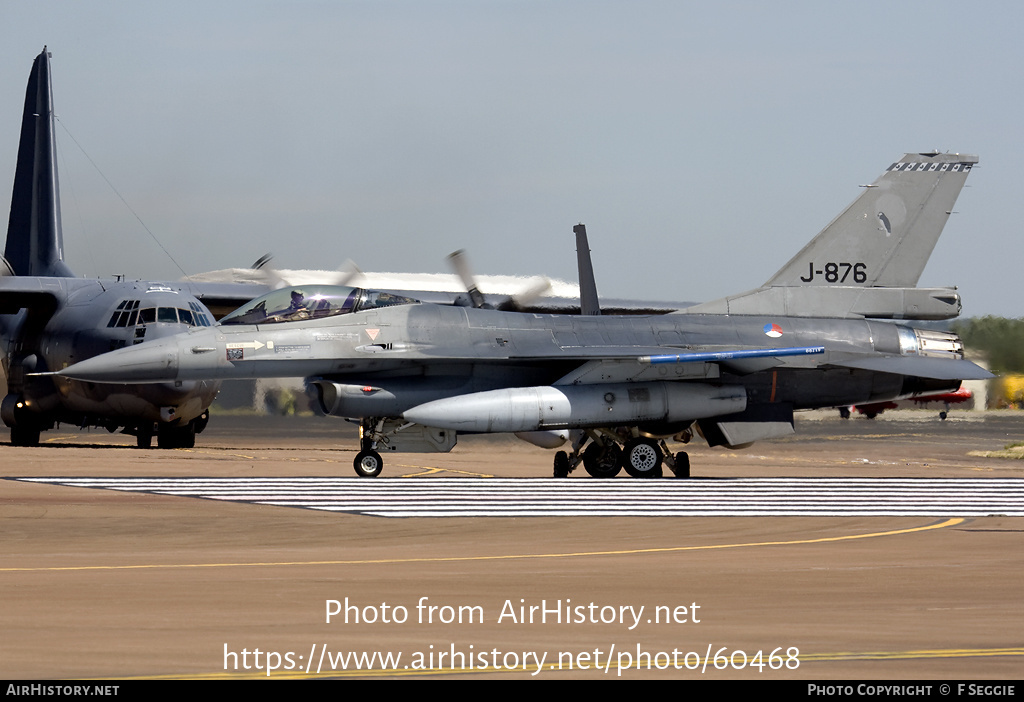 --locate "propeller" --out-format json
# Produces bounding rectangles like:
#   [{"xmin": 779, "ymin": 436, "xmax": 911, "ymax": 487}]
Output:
[
  {"xmin": 446, "ymin": 249, "xmax": 488, "ymax": 308},
  {"xmin": 250, "ymin": 254, "xmax": 363, "ymax": 290},
  {"xmin": 250, "ymin": 253, "xmax": 287, "ymax": 290},
  {"xmin": 504, "ymin": 277, "xmax": 552, "ymax": 311},
  {"xmin": 446, "ymin": 249, "xmax": 551, "ymax": 311}
]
